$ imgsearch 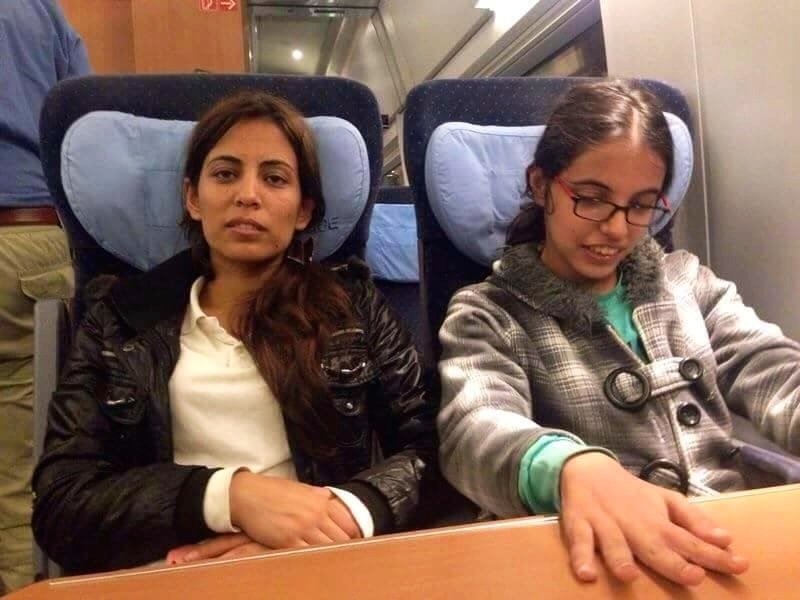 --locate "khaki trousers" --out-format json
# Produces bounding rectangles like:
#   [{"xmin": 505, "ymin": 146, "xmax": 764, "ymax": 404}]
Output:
[{"xmin": 0, "ymin": 225, "xmax": 72, "ymax": 594}]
